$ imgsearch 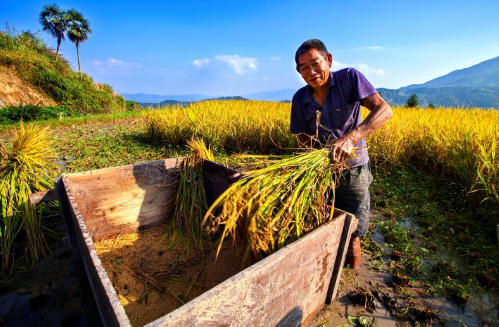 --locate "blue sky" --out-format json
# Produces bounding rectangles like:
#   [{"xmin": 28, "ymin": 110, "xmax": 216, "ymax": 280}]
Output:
[{"xmin": 2, "ymin": 0, "xmax": 499, "ymax": 96}]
